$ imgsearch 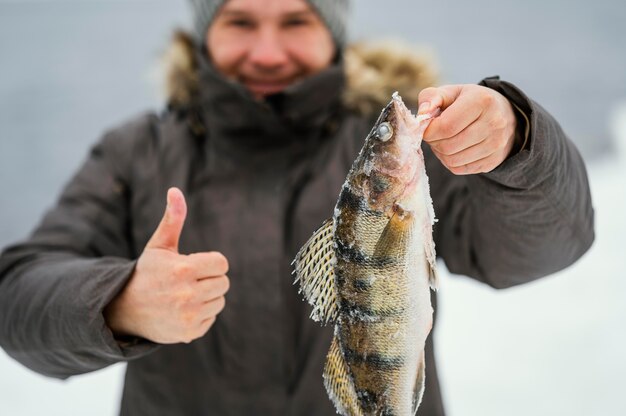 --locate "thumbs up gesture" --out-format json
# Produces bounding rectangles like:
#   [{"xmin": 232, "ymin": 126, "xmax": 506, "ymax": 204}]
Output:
[{"xmin": 104, "ymin": 188, "xmax": 230, "ymax": 344}]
